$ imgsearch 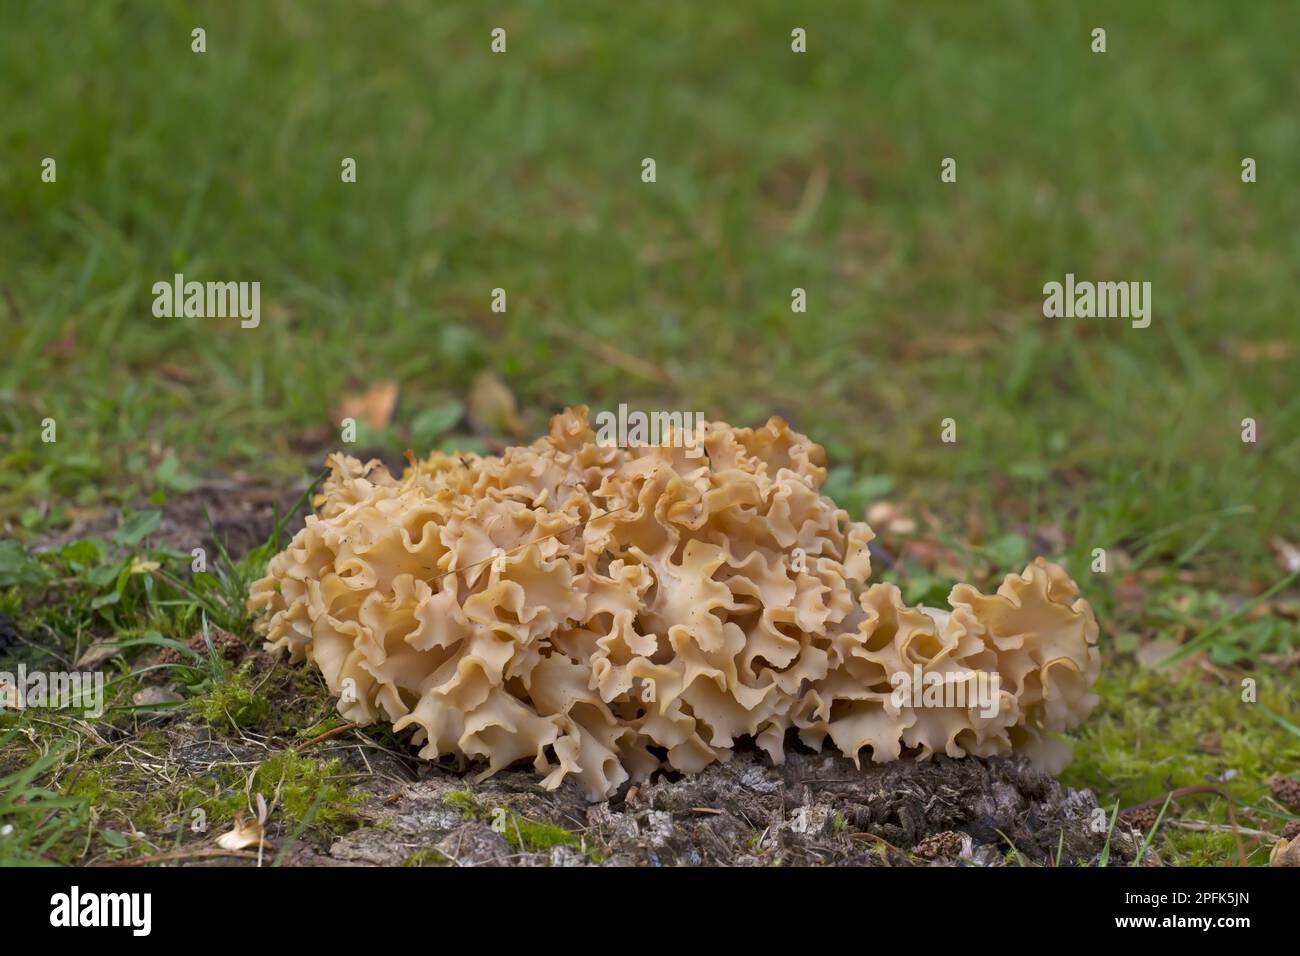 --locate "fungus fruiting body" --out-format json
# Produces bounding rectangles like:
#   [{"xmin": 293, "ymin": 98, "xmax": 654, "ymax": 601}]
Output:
[{"xmin": 249, "ymin": 408, "xmax": 1100, "ymax": 800}]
